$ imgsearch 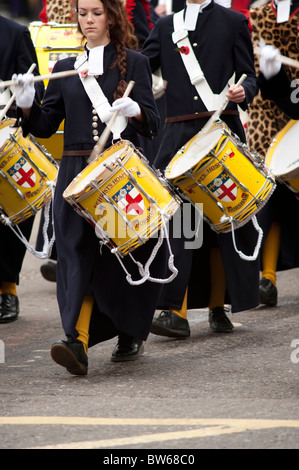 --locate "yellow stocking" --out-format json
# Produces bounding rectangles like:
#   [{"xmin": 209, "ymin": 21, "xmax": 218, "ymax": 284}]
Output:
[
  {"xmin": 261, "ymin": 221, "xmax": 281, "ymax": 286},
  {"xmin": 75, "ymin": 295, "xmax": 94, "ymax": 354},
  {"xmin": 0, "ymin": 282, "xmax": 17, "ymax": 296},
  {"xmin": 172, "ymin": 289, "xmax": 188, "ymax": 320},
  {"xmin": 208, "ymin": 247, "xmax": 226, "ymax": 311}
]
